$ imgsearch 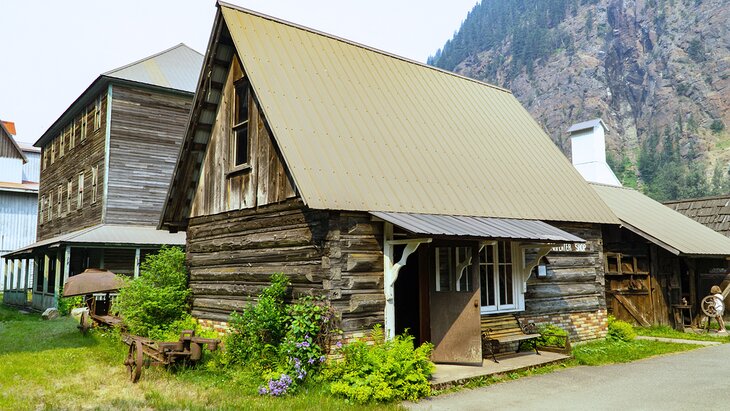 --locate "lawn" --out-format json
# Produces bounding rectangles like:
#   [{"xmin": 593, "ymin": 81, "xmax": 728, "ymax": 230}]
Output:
[
  {"xmin": 0, "ymin": 300, "xmax": 399, "ymax": 411},
  {"xmin": 570, "ymin": 338, "xmax": 701, "ymax": 366},
  {"xmin": 635, "ymin": 325, "xmax": 730, "ymax": 343}
]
